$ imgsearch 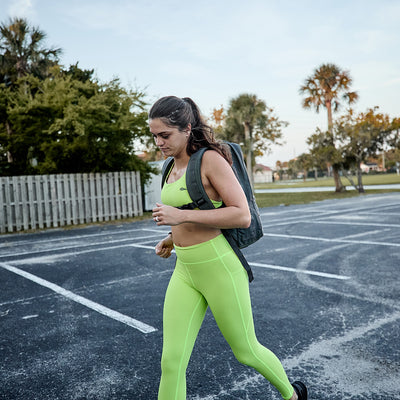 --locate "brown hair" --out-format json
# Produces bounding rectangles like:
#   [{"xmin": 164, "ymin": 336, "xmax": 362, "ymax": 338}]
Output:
[{"xmin": 149, "ymin": 96, "xmax": 231, "ymax": 164}]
